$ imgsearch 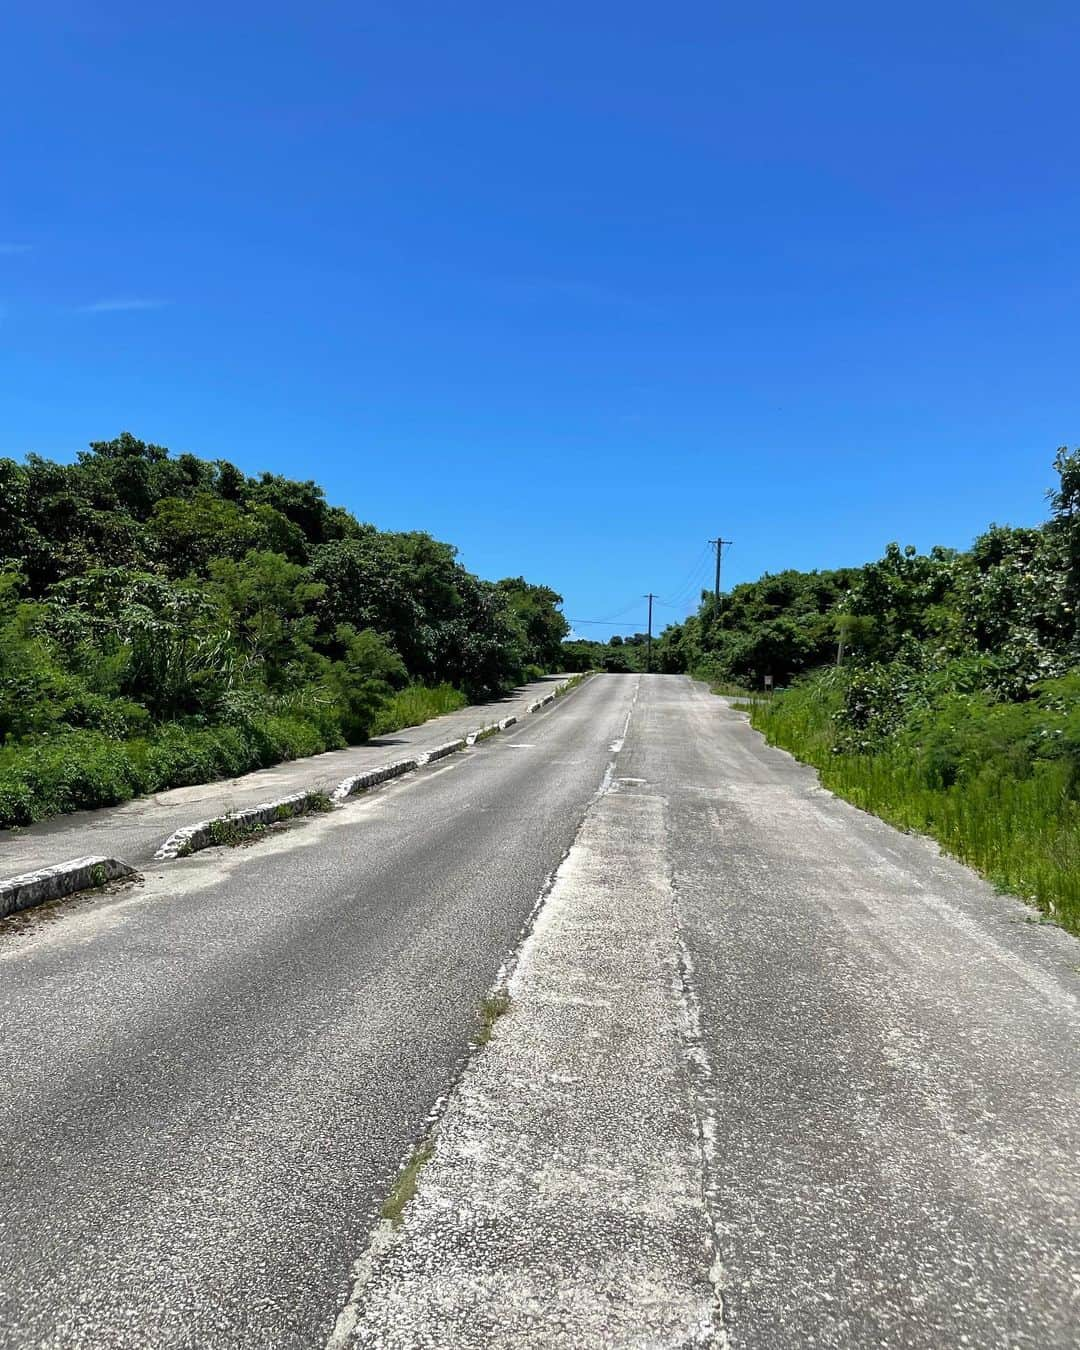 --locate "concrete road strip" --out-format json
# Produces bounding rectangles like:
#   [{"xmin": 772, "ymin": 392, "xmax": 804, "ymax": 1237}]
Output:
[{"xmin": 332, "ymin": 767, "xmax": 725, "ymax": 1348}]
